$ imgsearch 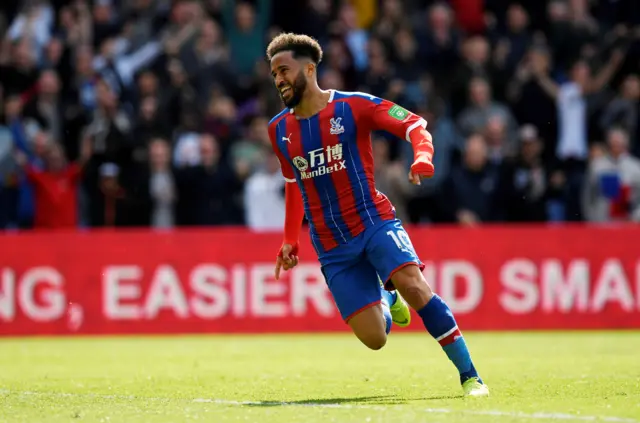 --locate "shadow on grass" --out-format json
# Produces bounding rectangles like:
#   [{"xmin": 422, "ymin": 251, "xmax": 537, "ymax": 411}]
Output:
[{"xmin": 244, "ymin": 394, "xmax": 461, "ymax": 407}]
